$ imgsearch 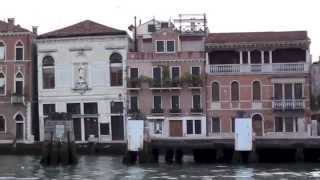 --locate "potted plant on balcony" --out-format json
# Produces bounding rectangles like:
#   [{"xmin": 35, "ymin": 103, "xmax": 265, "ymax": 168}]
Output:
[
  {"xmin": 181, "ymin": 73, "xmax": 203, "ymax": 87},
  {"xmin": 162, "ymin": 65, "xmax": 171, "ymax": 87}
]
